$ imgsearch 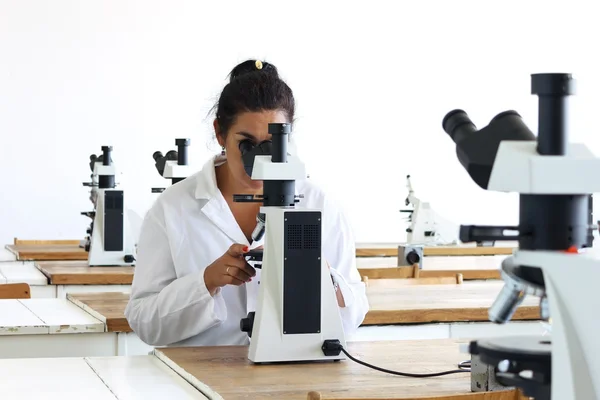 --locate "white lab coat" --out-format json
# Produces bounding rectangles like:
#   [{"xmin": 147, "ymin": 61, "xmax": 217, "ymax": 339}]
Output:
[{"xmin": 125, "ymin": 155, "xmax": 369, "ymax": 347}]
